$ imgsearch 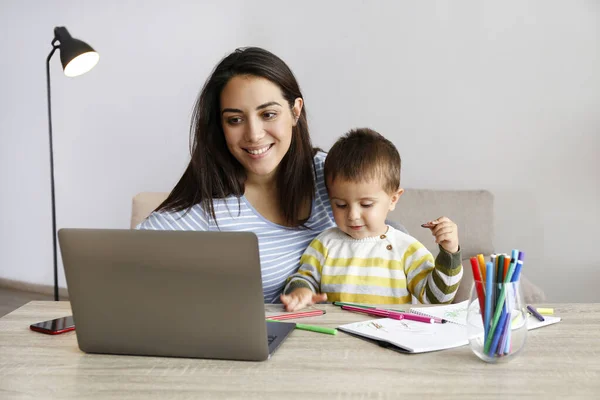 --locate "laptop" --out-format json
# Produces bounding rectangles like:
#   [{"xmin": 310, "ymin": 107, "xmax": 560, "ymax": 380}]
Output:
[{"xmin": 58, "ymin": 228, "xmax": 295, "ymax": 361}]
